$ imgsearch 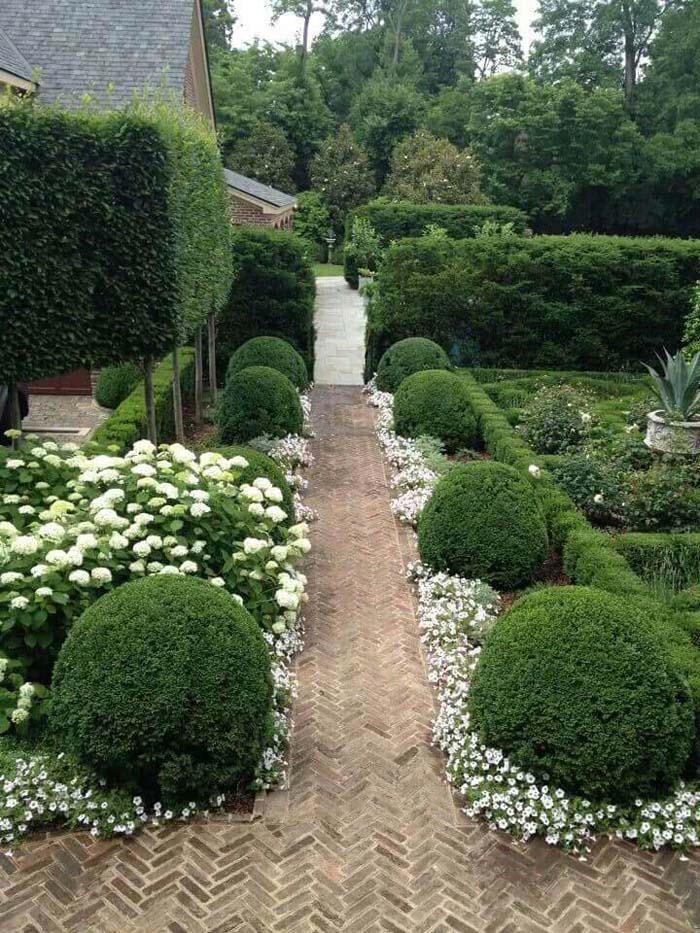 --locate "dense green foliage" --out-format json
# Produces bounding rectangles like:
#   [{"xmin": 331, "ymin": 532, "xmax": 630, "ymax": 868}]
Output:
[
  {"xmin": 376, "ymin": 338, "xmax": 452, "ymax": 393},
  {"xmin": 91, "ymin": 350, "xmax": 195, "ymax": 452},
  {"xmin": 218, "ymin": 227, "xmax": 316, "ymax": 375},
  {"xmin": 383, "ymin": 131, "xmax": 487, "ymax": 205},
  {"xmin": 521, "ymin": 385, "xmax": 595, "ymax": 454},
  {"xmin": 393, "ymin": 370, "xmax": 477, "ymax": 453},
  {"xmin": 216, "ymin": 445, "xmax": 296, "ymax": 524},
  {"xmin": 0, "ymin": 100, "xmax": 179, "ymax": 384},
  {"xmin": 469, "ymin": 587, "xmax": 695, "ymax": 802},
  {"xmin": 51, "ymin": 576, "xmax": 273, "ymax": 801},
  {"xmin": 418, "ymin": 461, "xmax": 548, "ymax": 589},
  {"xmin": 227, "ymin": 120, "xmax": 297, "ymax": 193},
  {"xmin": 217, "ymin": 366, "xmax": 303, "ymax": 444},
  {"xmin": 226, "ymin": 337, "xmax": 309, "ymax": 391},
  {"xmin": 309, "ymin": 124, "xmax": 376, "ymax": 233},
  {"xmin": 367, "ymin": 234, "xmax": 700, "ymax": 374},
  {"xmin": 95, "ymin": 364, "xmax": 143, "ymax": 410},
  {"xmin": 613, "ymin": 533, "xmax": 700, "ymax": 594}
]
